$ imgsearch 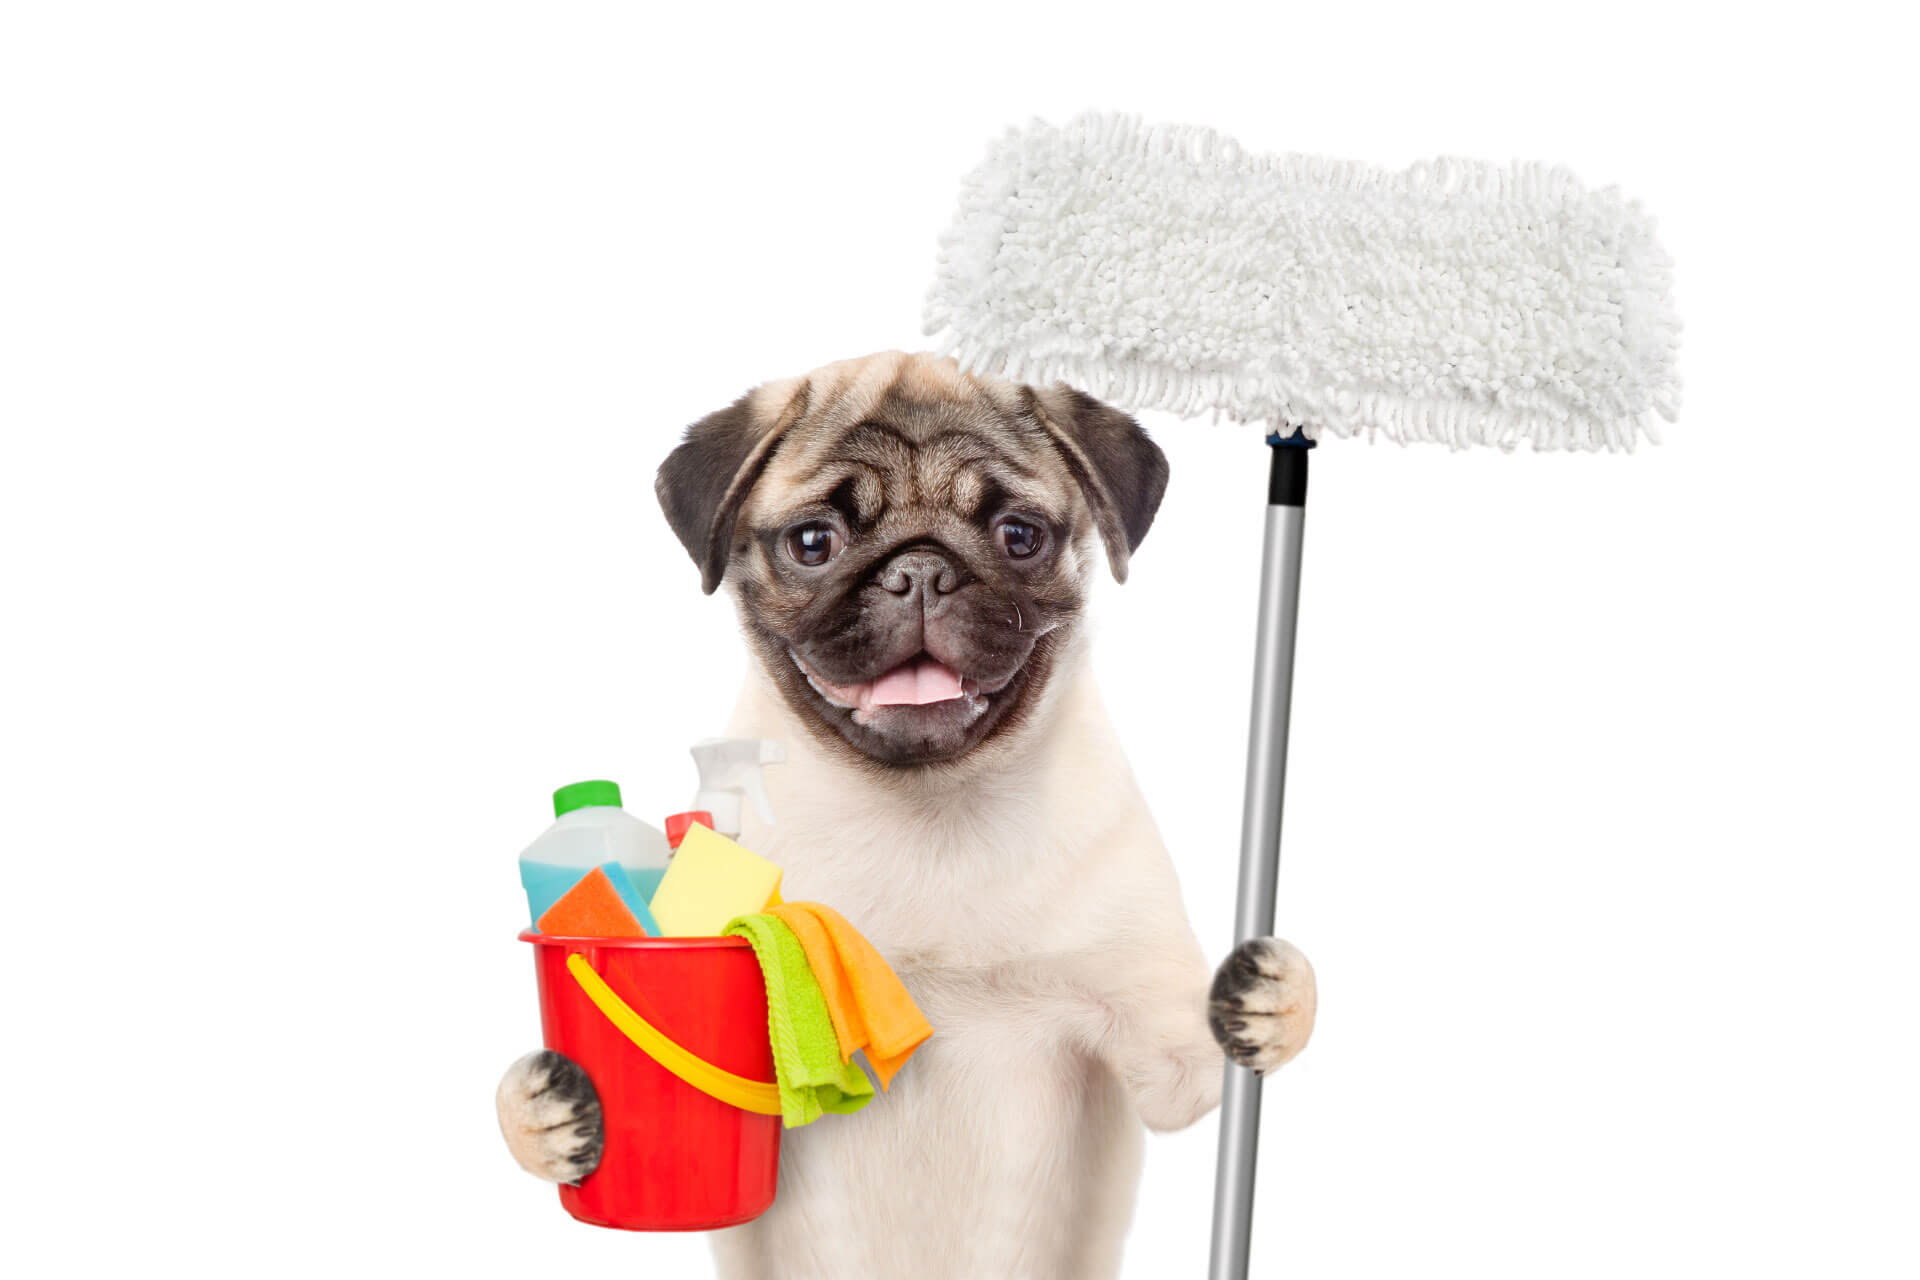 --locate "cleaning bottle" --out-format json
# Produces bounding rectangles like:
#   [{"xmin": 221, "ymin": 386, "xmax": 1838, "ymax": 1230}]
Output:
[
  {"xmin": 685, "ymin": 738, "xmax": 786, "ymax": 838},
  {"xmin": 519, "ymin": 780, "xmax": 673, "ymax": 925}
]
